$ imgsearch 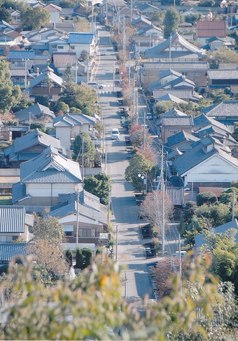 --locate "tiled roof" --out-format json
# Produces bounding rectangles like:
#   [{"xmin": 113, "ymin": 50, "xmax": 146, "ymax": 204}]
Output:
[
  {"xmin": 173, "ymin": 136, "xmax": 238, "ymax": 176},
  {"xmin": 12, "ymin": 183, "xmax": 27, "ymax": 204},
  {"xmin": 0, "ymin": 243, "xmax": 27, "ymax": 262},
  {"xmin": 166, "ymin": 131, "xmax": 199, "ymax": 147},
  {"xmin": 30, "ymin": 70, "xmax": 63, "ymax": 88},
  {"xmin": 204, "ymin": 100, "xmax": 238, "ymax": 117},
  {"xmin": 196, "ymin": 20, "xmax": 226, "ymax": 38},
  {"xmin": 53, "ymin": 113, "xmax": 96, "ymax": 127},
  {"xmin": 195, "ymin": 219, "xmax": 238, "ymax": 248},
  {"xmin": 144, "ymin": 31, "xmax": 206, "ymax": 58},
  {"xmin": 14, "ymin": 103, "xmax": 54, "ymax": 121},
  {"xmin": 4, "ymin": 129, "xmax": 62, "ymax": 159},
  {"xmin": 162, "ymin": 116, "xmax": 193, "ymax": 126},
  {"xmin": 0, "ymin": 206, "xmax": 25, "ymax": 233},
  {"xmin": 68, "ymin": 33, "xmax": 94, "ymax": 44},
  {"xmin": 194, "ymin": 114, "xmax": 232, "ymax": 133},
  {"xmin": 53, "ymin": 52, "xmax": 77, "ymax": 68},
  {"xmin": 162, "ymin": 108, "xmax": 188, "ymax": 118},
  {"xmin": 20, "ymin": 146, "xmax": 82, "ymax": 183},
  {"xmin": 207, "ymin": 70, "xmax": 238, "ymax": 80},
  {"xmin": 155, "ymin": 93, "xmax": 188, "ymax": 104}
]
